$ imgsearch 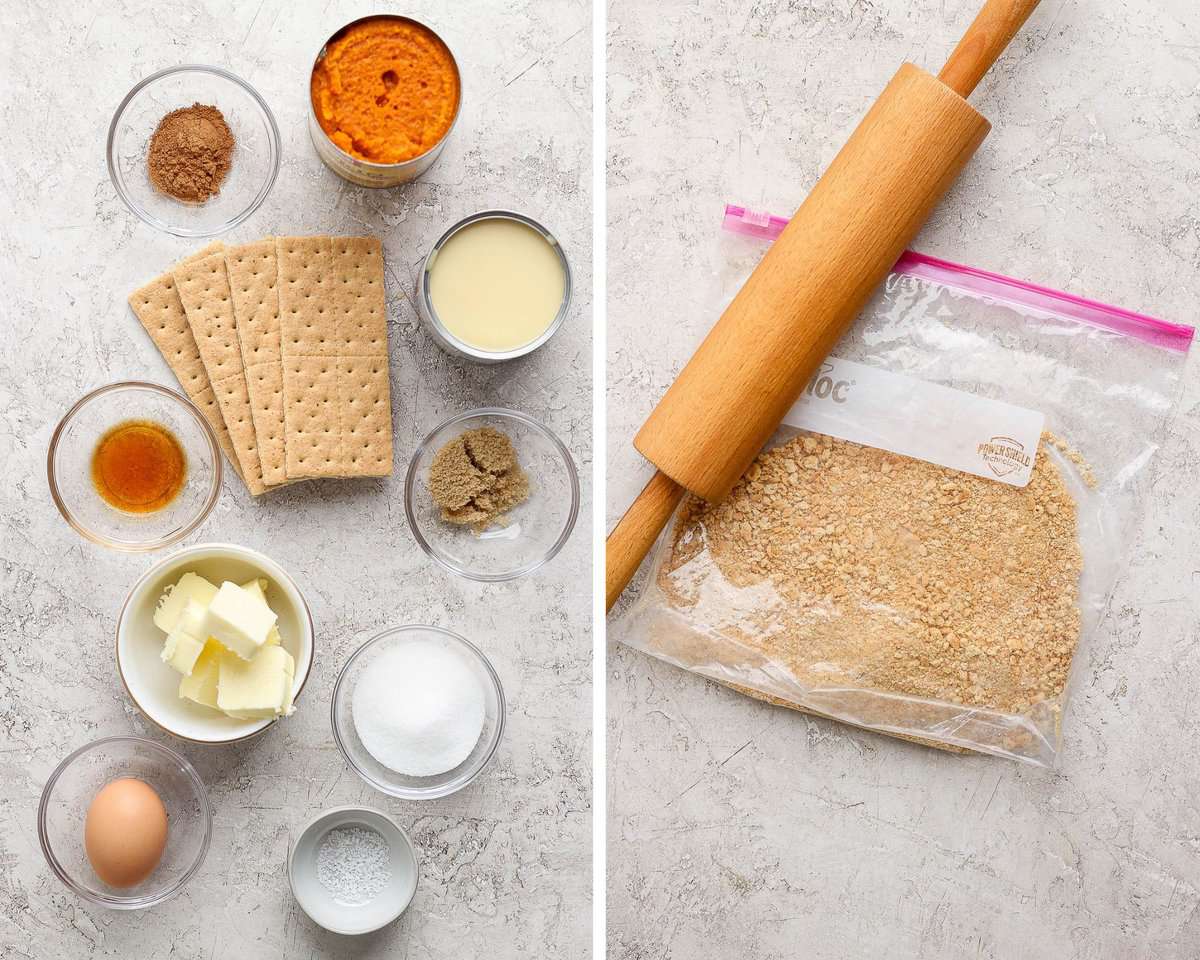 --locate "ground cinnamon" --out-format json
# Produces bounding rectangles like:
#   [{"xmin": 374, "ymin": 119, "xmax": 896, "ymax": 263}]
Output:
[{"xmin": 147, "ymin": 103, "xmax": 234, "ymax": 203}]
